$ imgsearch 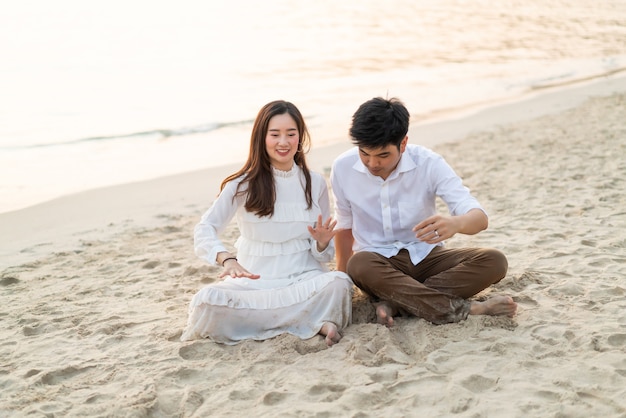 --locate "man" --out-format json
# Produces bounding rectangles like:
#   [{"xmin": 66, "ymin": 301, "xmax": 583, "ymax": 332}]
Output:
[{"xmin": 331, "ymin": 97, "xmax": 517, "ymax": 327}]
